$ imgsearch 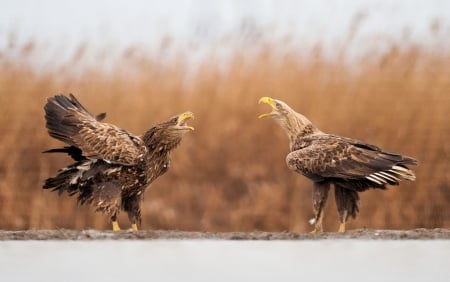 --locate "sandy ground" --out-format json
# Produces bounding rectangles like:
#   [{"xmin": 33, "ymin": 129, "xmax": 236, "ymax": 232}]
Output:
[{"xmin": 1, "ymin": 228, "xmax": 449, "ymax": 240}]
